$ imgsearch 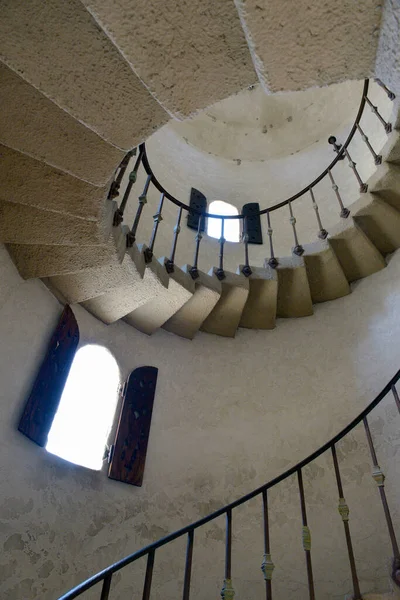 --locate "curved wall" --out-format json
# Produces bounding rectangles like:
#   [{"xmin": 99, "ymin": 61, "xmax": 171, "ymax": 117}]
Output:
[{"xmin": 1, "ymin": 243, "xmax": 400, "ymax": 599}]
